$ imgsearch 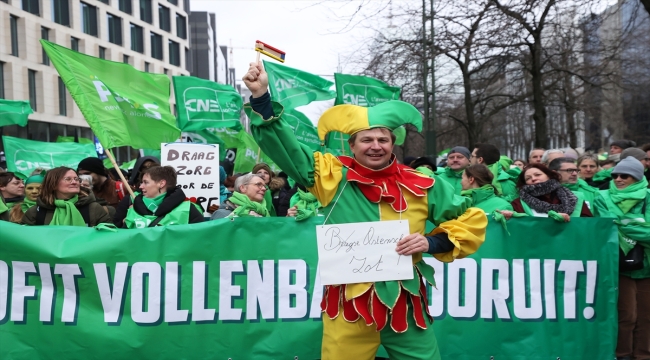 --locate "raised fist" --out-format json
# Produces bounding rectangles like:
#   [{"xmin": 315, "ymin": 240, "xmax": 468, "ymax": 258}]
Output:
[{"xmin": 242, "ymin": 62, "xmax": 269, "ymax": 98}]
